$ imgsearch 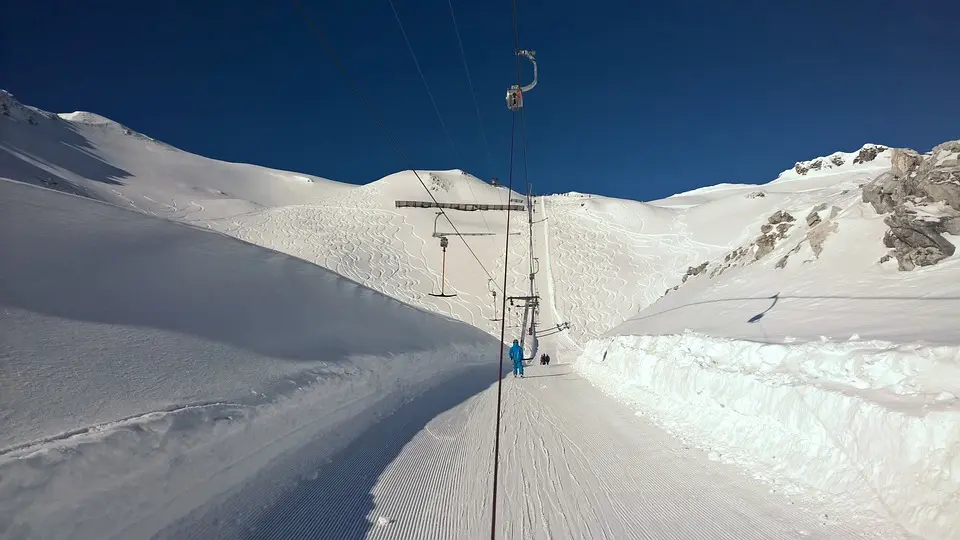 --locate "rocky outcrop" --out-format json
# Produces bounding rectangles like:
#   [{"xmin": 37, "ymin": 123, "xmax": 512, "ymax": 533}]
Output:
[
  {"xmin": 809, "ymin": 220, "xmax": 840, "ymax": 258},
  {"xmin": 806, "ymin": 203, "xmax": 827, "ymax": 227},
  {"xmin": 754, "ymin": 212, "xmax": 795, "ymax": 260},
  {"xmin": 774, "ymin": 204, "xmax": 843, "ymax": 270},
  {"xmin": 794, "ymin": 159, "xmax": 823, "ymax": 176},
  {"xmin": 754, "ymin": 213, "xmax": 794, "ymax": 258},
  {"xmin": 754, "ymin": 234, "xmax": 778, "ymax": 260},
  {"xmin": 862, "ymin": 173, "xmax": 902, "ymax": 214},
  {"xmin": 918, "ymin": 141, "xmax": 960, "ymax": 211},
  {"xmin": 944, "ymin": 217, "xmax": 960, "ymax": 236},
  {"xmin": 862, "ymin": 140, "xmax": 960, "ymax": 270},
  {"xmin": 666, "ymin": 261, "xmax": 712, "ymax": 295},
  {"xmin": 882, "ymin": 212, "xmax": 956, "ymax": 270},
  {"xmin": 681, "ymin": 262, "xmax": 709, "ymax": 283},
  {"xmin": 853, "ymin": 145, "xmax": 886, "ymax": 164},
  {"xmin": 746, "ymin": 190, "xmax": 766, "ymax": 199},
  {"xmin": 704, "ymin": 208, "xmax": 802, "ymax": 277},
  {"xmin": 890, "ymin": 148, "xmax": 923, "ymax": 179},
  {"xmin": 769, "ymin": 210, "xmax": 795, "ymax": 225}
]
